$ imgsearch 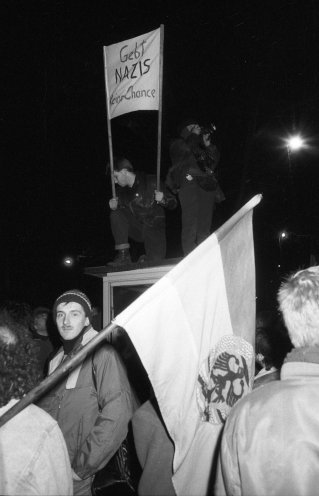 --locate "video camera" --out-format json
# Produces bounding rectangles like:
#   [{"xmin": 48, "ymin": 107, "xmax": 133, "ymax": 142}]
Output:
[{"xmin": 200, "ymin": 123, "xmax": 217, "ymax": 138}]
